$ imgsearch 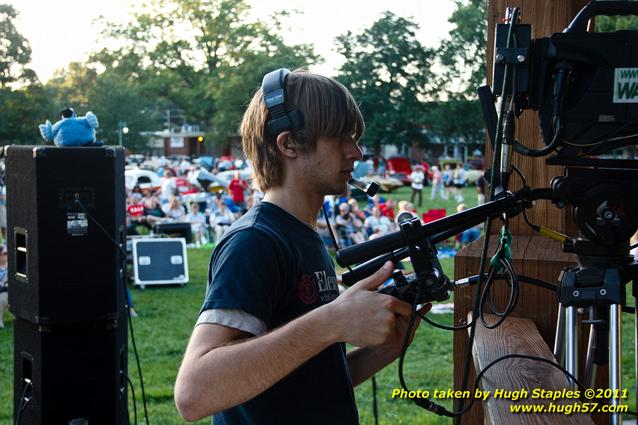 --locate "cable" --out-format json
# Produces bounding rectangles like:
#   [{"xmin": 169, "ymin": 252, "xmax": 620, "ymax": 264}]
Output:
[
  {"xmin": 510, "ymin": 164, "xmax": 526, "ymax": 187},
  {"xmin": 14, "ymin": 379, "xmax": 32, "ymax": 425},
  {"xmin": 562, "ymin": 117, "xmax": 638, "ymax": 149},
  {"xmin": 371, "ymin": 375, "xmax": 379, "ymax": 425},
  {"xmin": 454, "ymin": 353, "xmax": 590, "ymax": 417},
  {"xmin": 420, "ymin": 272, "xmax": 559, "ymax": 331},
  {"xmin": 479, "ymin": 259, "xmax": 519, "ymax": 329},
  {"xmin": 520, "ymin": 203, "xmax": 570, "ymax": 245},
  {"xmin": 420, "ymin": 314, "xmax": 472, "ymax": 332},
  {"xmin": 323, "ymin": 203, "xmax": 353, "ymax": 274},
  {"xmin": 322, "ymin": 203, "xmax": 340, "ymax": 253},
  {"xmin": 397, "ymin": 287, "xmax": 455, "ymax": 417},
  {"xmin": 74, "ymin": 198, "xmax": 150, "ymax": 425},
  {"xmin": 122, "ymin": 371, "xmax": 139, "ymax": 425}
]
